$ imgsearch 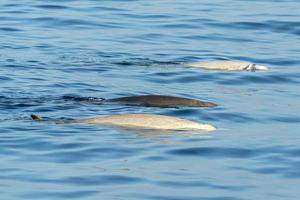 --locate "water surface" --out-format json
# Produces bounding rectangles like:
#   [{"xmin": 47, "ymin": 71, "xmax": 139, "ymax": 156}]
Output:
[{"xmin": 1, "ymin": 0, "xmax": 300, "ymax": 199}]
